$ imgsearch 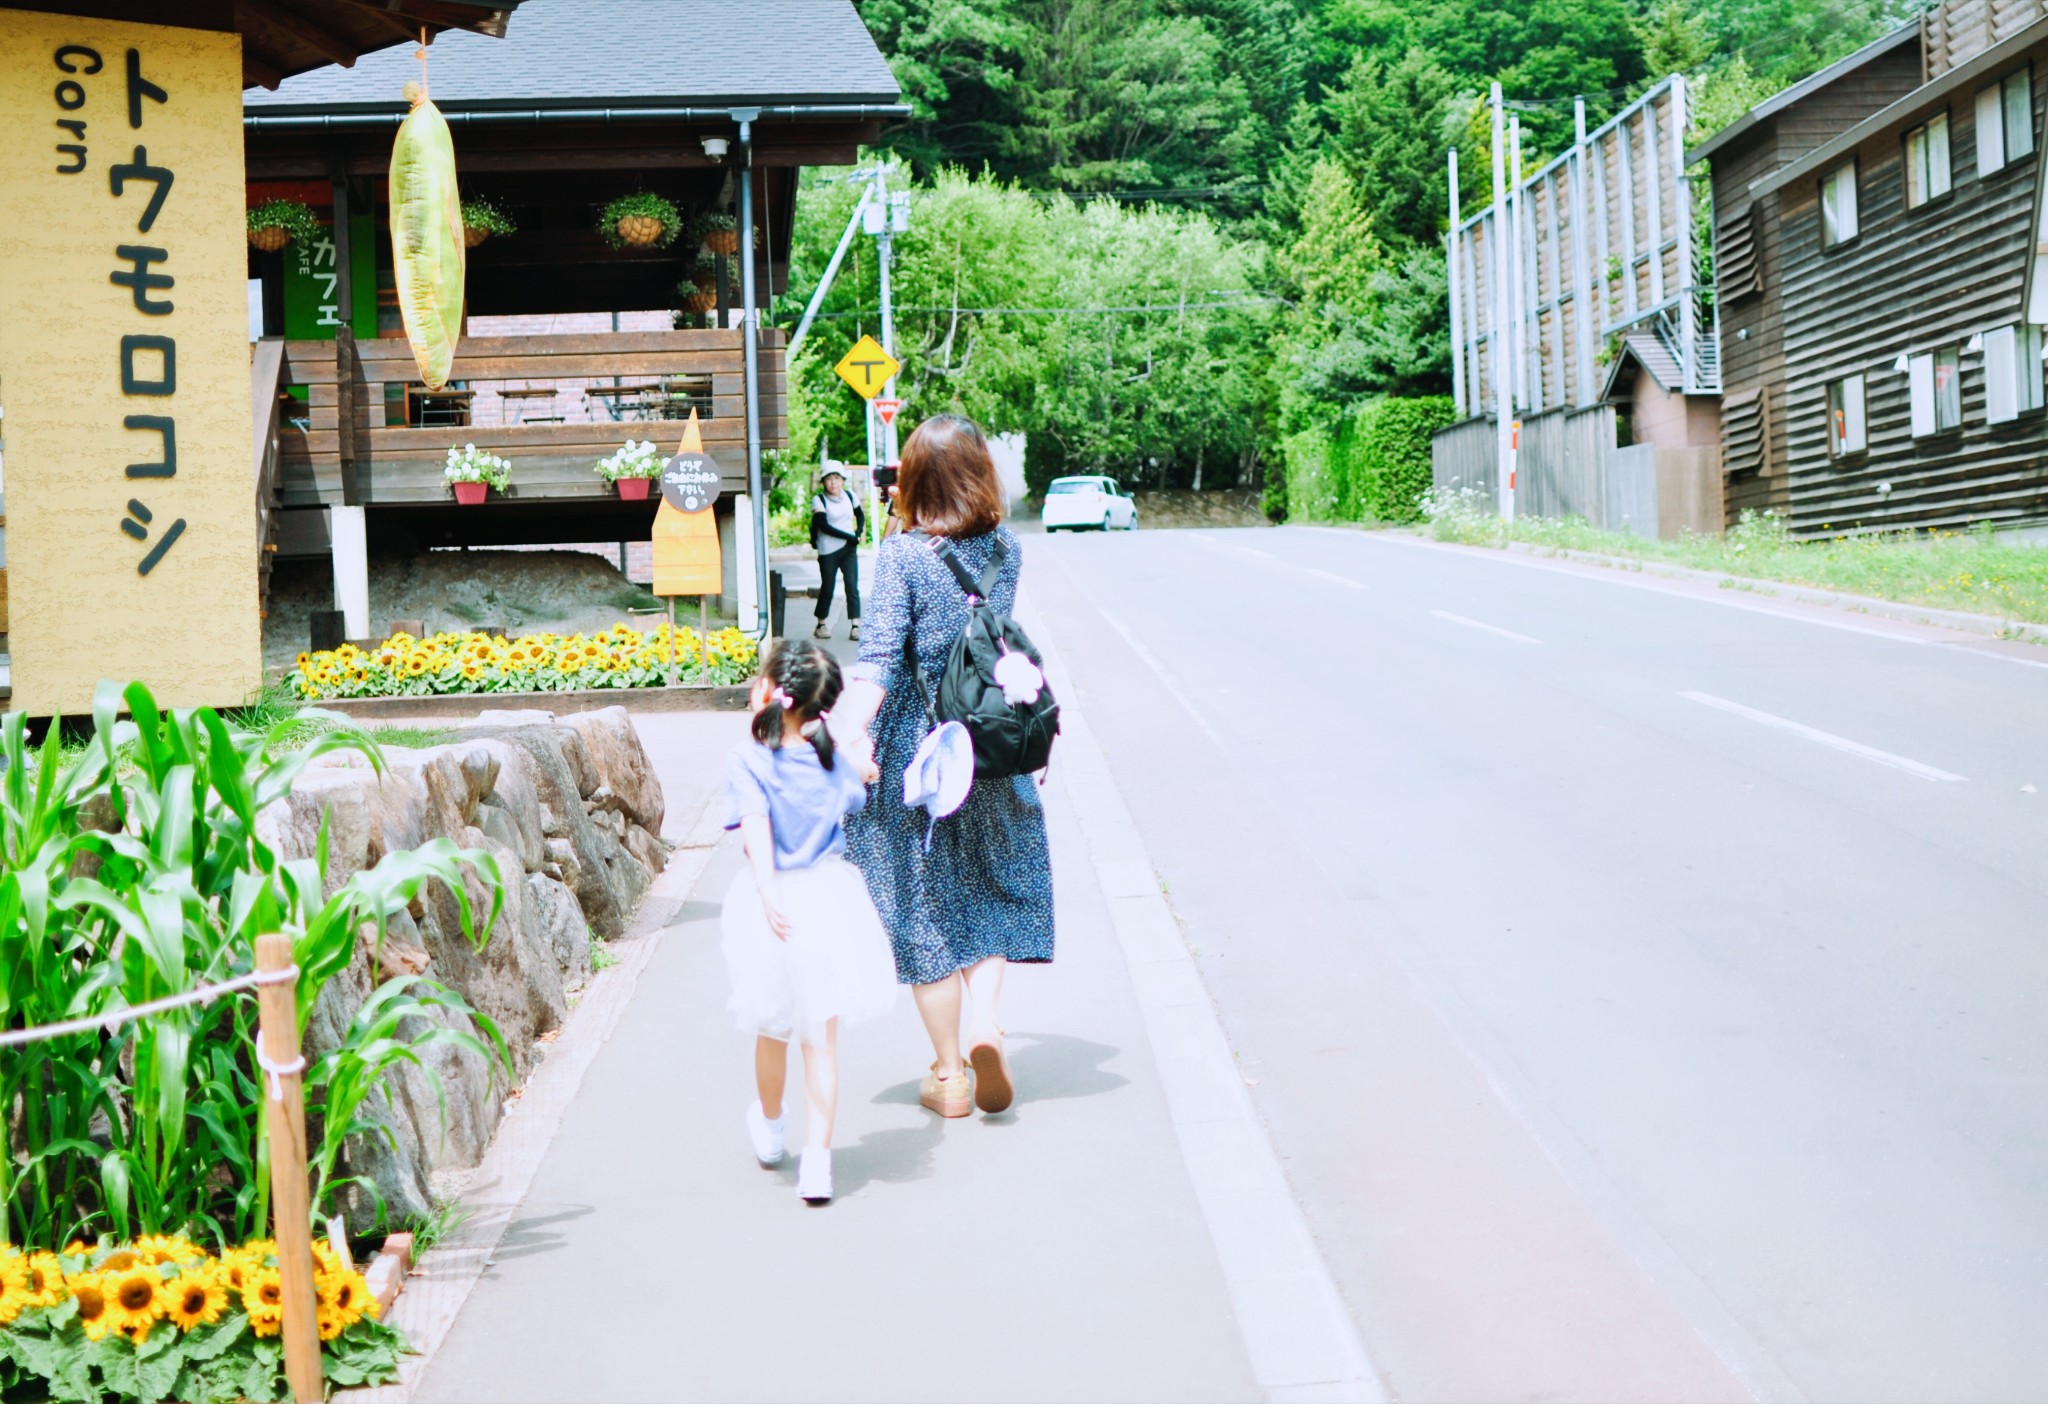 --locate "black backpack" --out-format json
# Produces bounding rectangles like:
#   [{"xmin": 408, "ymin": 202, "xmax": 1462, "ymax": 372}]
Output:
[{"xmin": 907, "ymin": 532, "xmax": 1060, "ymax": 779}]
